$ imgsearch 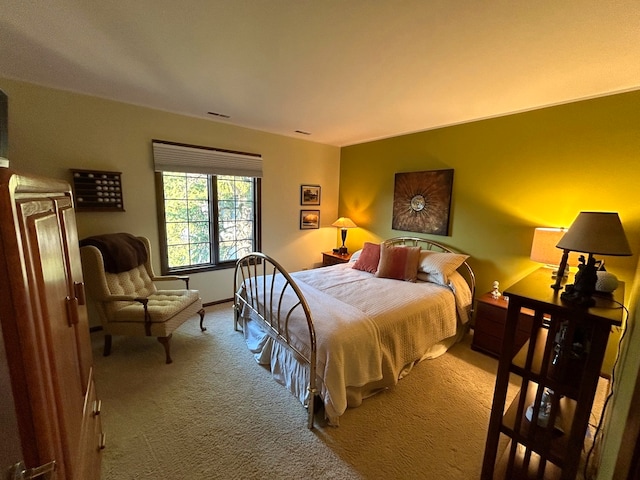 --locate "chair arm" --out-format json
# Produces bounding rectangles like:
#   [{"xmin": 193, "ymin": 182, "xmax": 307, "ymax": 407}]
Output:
[
  {"xmin": 102, "ymin": 295, "xmax": 152, "ymax": 333},
  {"xmin": 152, "ymin": 275, "xmax": 190, "ymax": 289}
]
